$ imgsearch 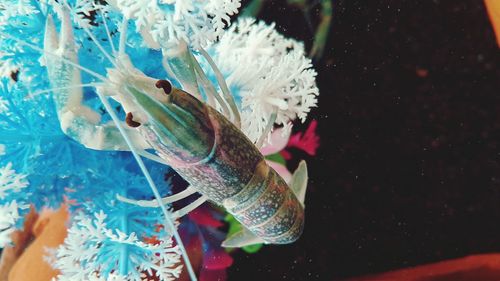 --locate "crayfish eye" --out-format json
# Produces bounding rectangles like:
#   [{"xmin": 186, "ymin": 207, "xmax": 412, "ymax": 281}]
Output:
[
  {"xmin": 125, "ymin": 112, "xmax": 141, "ymax": 128},
  {"xmin": 155, "ymin": 79, "xmax": 172, "ymax": 95}
]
